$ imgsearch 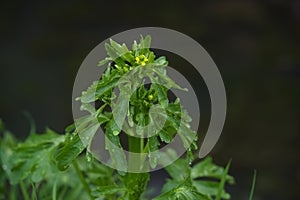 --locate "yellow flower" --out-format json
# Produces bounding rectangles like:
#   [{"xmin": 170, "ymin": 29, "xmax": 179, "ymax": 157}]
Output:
[
  {"xmin": 135, "ymin": 57, "xmax": 140, "ymax": 63},
  {"xmin": 135, "ymin": 54, "xmax": 149, "ymax": 66}
]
